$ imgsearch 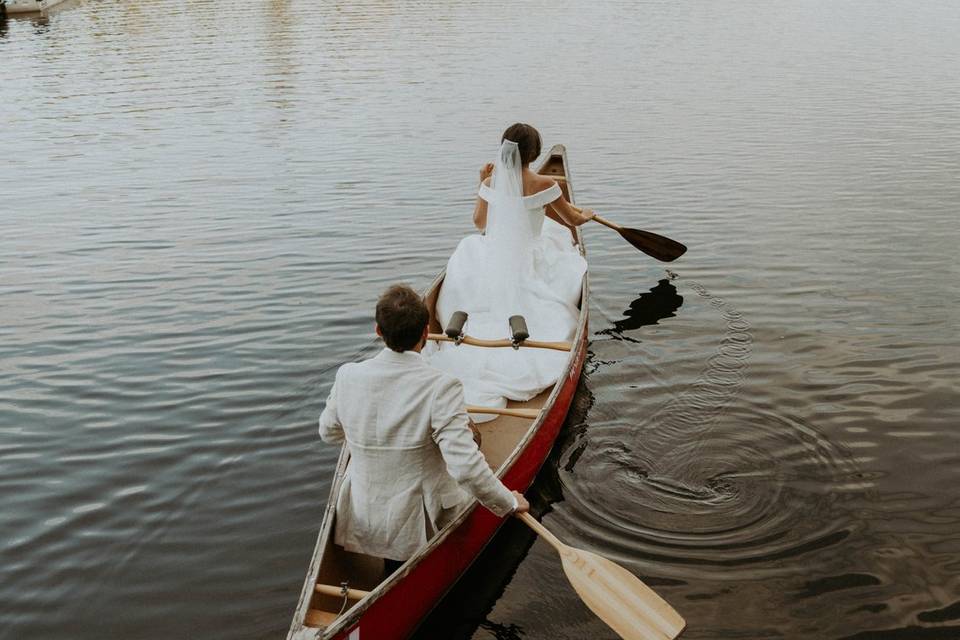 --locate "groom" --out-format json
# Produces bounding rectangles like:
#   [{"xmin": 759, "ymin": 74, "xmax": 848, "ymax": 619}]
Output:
[{"xmin": 319, "ymin": 284, "xmax": 529, "ymax": 572}]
